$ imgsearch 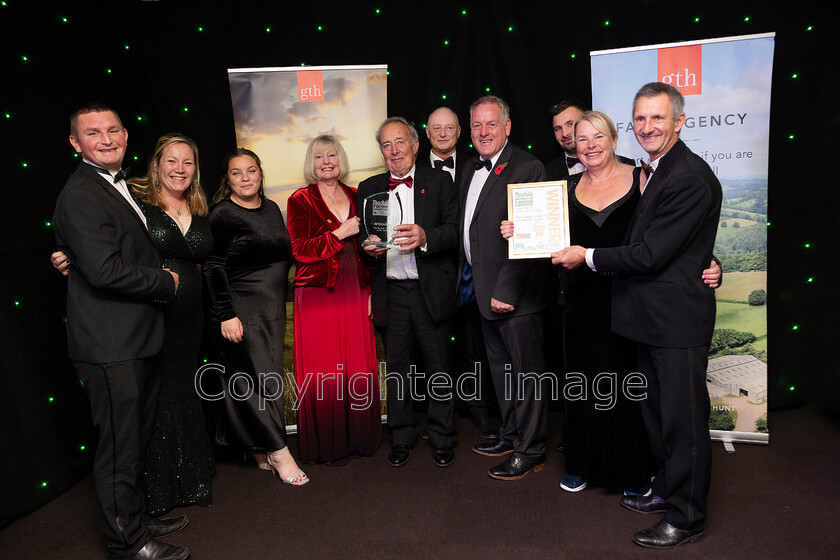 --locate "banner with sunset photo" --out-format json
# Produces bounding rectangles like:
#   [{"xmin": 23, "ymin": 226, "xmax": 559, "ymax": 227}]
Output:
[{"xmin": 227, "ymin": 64, "xmax": 388, "ymax": 428}]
